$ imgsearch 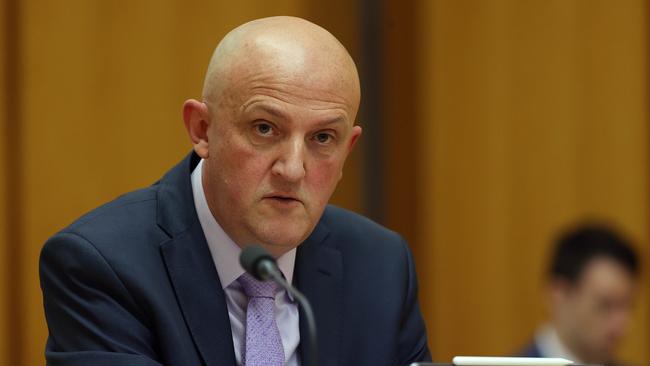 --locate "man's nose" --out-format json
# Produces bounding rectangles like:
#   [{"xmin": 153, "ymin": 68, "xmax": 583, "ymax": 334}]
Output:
[{"xmin": 271, "ymin": 138, "xmax": 306, "ymax": 182}]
